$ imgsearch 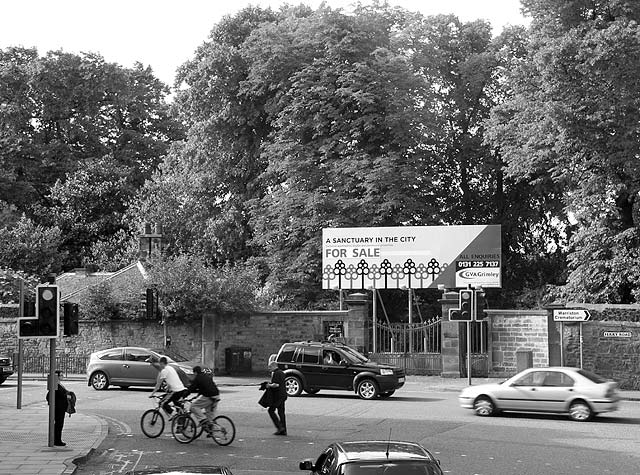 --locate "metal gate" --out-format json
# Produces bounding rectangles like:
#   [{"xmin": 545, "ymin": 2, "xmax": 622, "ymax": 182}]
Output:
[
  {"xmin": 368, "ymin": 318, "xmax": 442, "ymax": 375},
  {"xmin": 459, "ymin": 321, "xmax": 489, "ymax": 377}
]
